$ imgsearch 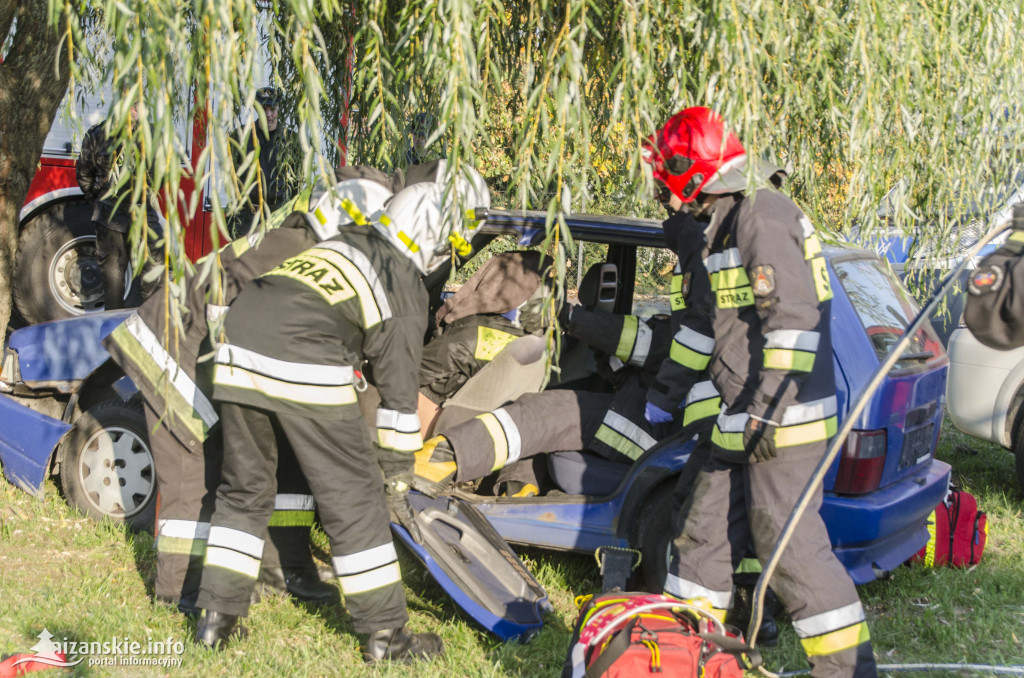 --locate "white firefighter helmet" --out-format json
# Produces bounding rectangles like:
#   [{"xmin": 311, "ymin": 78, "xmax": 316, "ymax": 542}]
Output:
[
  {"xmin": 436, "ymin": 162, "xmax": 491, "ymax": 260},
  {"xmin": 304, "ymin": 179, "xmax": 393, "ymax": 240},
  {"xmin": 372, "ymin": 182, "xmax": 448, "ymax": 274},
  {"xmin": 452, "ymin": 163, "xmax": 490, "ymax": 227},
  {"xmin": 374, "ymin": 165, "xmax": 491, "ymax": 274}
]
